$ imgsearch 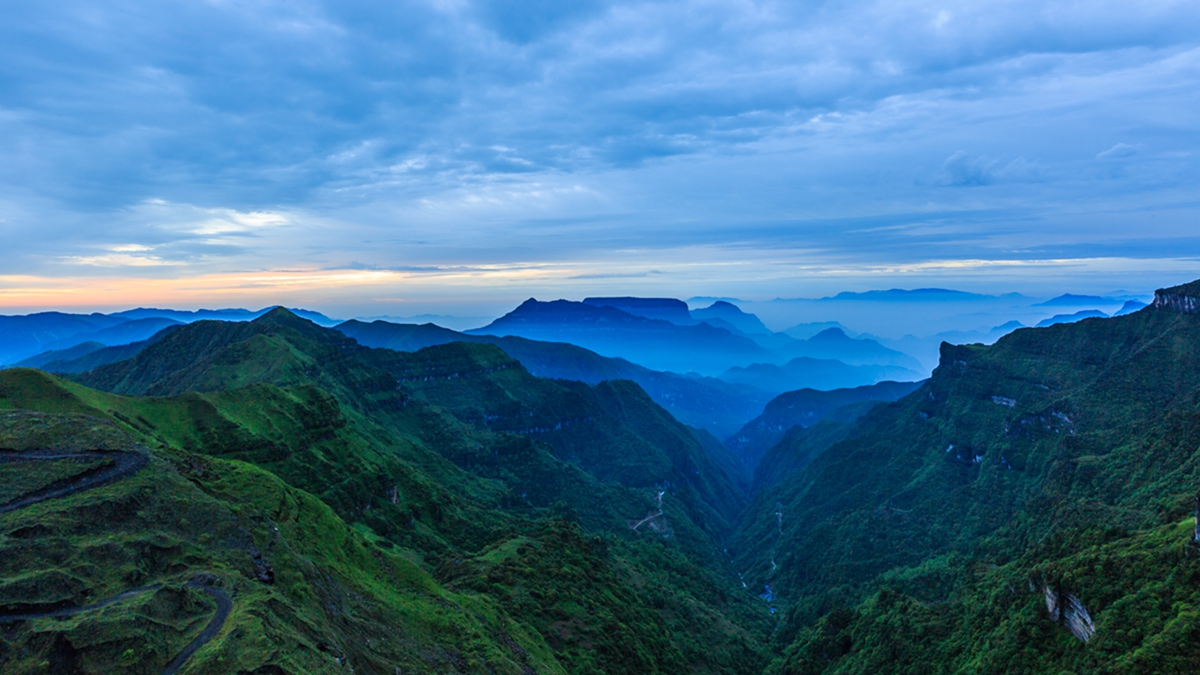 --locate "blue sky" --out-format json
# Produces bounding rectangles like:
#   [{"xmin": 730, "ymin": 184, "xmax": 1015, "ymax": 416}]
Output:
[{"xmin": 2, "ymin": 0, "xmax": 1199, "ymax": 317}]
